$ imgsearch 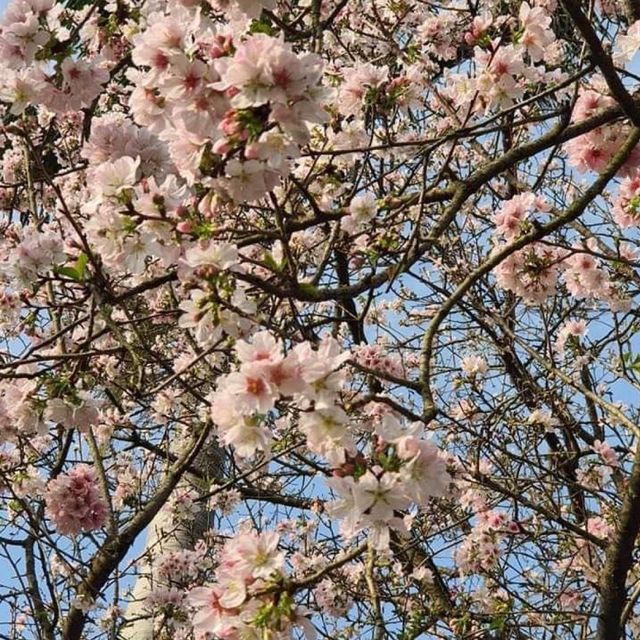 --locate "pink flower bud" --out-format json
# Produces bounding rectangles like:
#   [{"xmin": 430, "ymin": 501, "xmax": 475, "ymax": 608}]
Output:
[
  {"xmin": 244, "ymin": 142, "xmax": 261, "ymax": 160},
  {"xmin": 176, "ymin": 205, "xmax": 190, "ymax": 219},
  {"xmin": 212, "ymin": 139, "xmax": 231, "ymax": 155}
]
